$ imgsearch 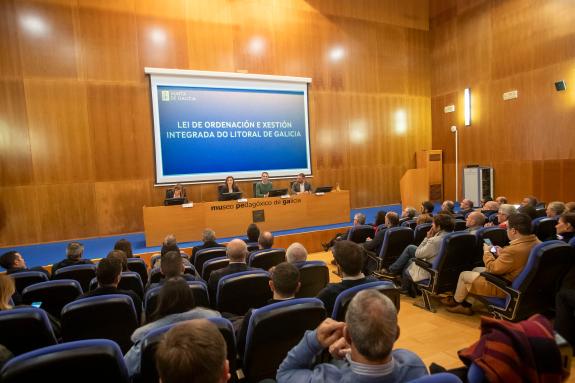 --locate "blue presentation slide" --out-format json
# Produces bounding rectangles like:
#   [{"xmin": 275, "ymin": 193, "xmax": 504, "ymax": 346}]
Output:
[{"xmin": 155, "ymin": 85, "xmax": 310, "ymax": 182}]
